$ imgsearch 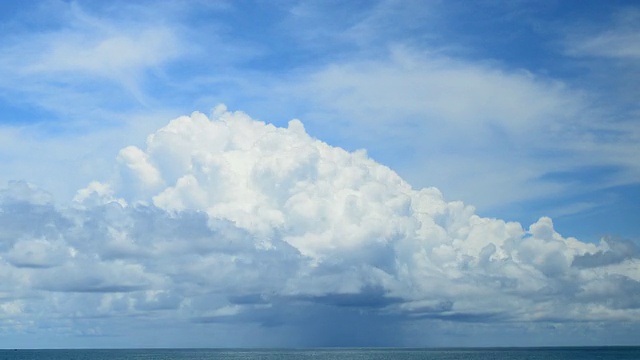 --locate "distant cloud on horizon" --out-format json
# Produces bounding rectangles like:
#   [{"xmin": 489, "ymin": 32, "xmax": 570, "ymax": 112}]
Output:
[{"xmin": 1, "ymin": 108, "xmax": 638, "ymax": 347}]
